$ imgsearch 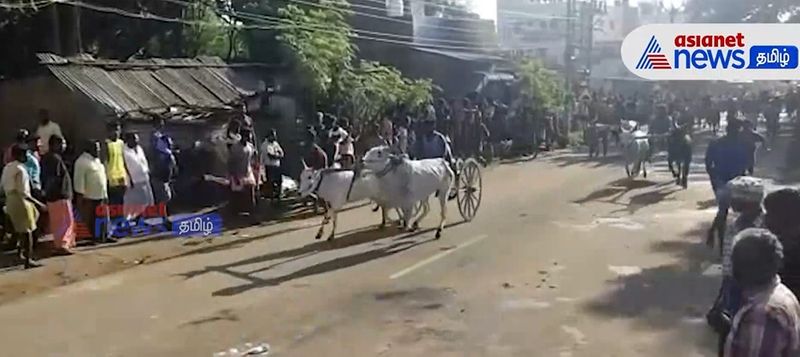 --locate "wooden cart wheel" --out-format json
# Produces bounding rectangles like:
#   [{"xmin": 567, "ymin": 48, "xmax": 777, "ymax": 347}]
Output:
[{"xmin": 456, "ymin": 158, "xmax": 482, "ymax": 221}]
